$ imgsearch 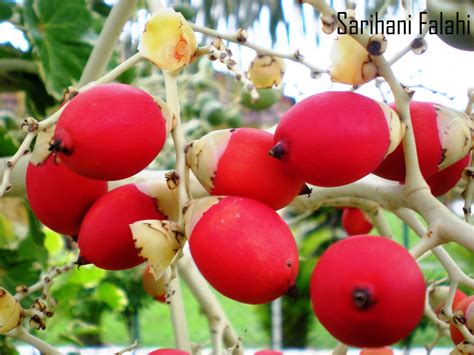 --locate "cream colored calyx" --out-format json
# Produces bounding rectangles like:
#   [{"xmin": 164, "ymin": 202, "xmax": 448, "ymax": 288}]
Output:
[
  {"xmin": 435, "ymin": 105, "xmax": 472, "ymax": 169},
  {"xmin": 30, "ymin": 125, "xmax": 55, "ymax": 165},
  {"xmin": 131, "ymin": 220, "xmax": 184, "ymax": 281},
  {"xmin": 183, "ymin": 196, "xmax": 221, "ymax": 238},
  {"xmin": 0, "ymin": 288, "xmax": 22, "ymax": 334},
  {"xmin": 185, "ymin": 129, "xmax": 233, "ymax": 192},
  {"xmin": 136, "ymin": 179, "xmax": 180, "ymax": 222},
  {"xmin": 377, "ymin": 101, "xmax": 405, "ymax": 156}
]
